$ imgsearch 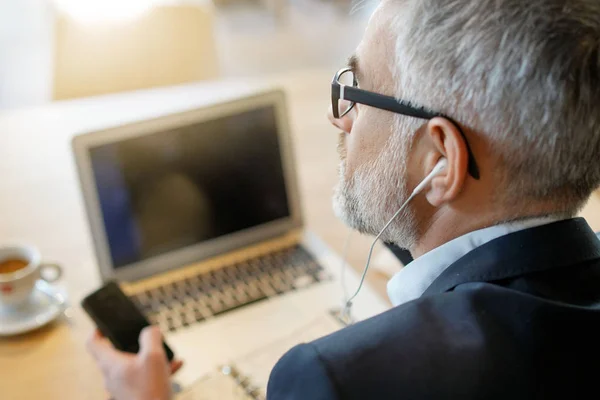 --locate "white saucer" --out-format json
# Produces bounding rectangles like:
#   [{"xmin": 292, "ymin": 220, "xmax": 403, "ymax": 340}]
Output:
[{"xmin": 0, "ymin": 282, "xmax": 68, "ymax": 337}]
